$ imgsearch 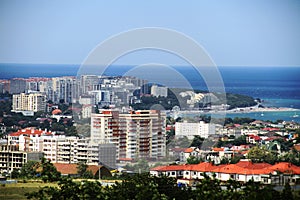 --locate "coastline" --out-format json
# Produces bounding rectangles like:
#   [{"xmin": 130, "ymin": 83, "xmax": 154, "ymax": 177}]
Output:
[
  {"xmin": 226, "ymin": 106, "xmax": 300, "ymax": 114},
  {"xmin": 176, "ymin": 106, "xmax": 299, "ymax": 115}
]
